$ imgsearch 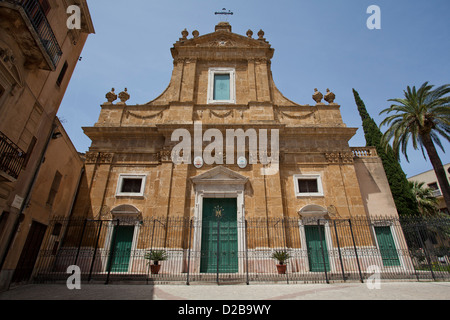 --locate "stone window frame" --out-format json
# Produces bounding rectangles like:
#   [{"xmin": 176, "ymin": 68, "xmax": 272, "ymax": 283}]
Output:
[
  {"xmin": 115, "ymin": 174, "xmax": 147, "ymax": 197},
  {"xmin": 293, "ymin": 174, "xmax": 324, "ymax": 197},
  {"xmin": 207, "ymin": 67, "xmax": 236, "ymax": 104}
]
